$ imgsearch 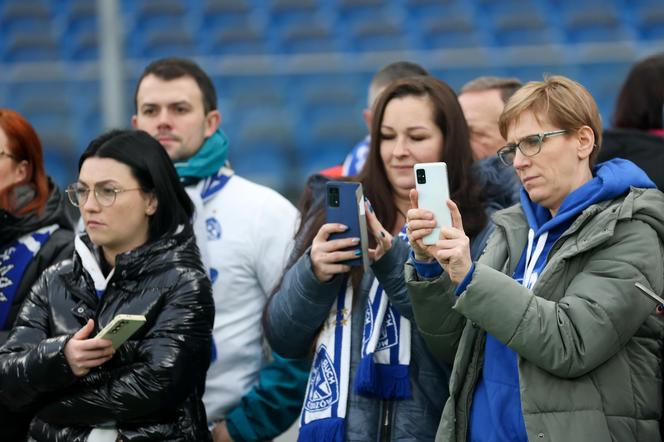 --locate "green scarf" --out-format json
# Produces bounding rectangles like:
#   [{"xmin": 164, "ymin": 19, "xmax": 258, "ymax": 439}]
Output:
[{"xmin": 174, "ymin": 129, "xmax": 229, "ymax": 180}]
